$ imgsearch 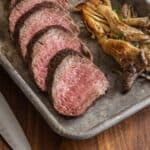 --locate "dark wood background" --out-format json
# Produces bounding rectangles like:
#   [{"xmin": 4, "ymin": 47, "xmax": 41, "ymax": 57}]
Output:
[{"xmin": 0, "ymin": 67, "xmax": 150, "ymax": 150}]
